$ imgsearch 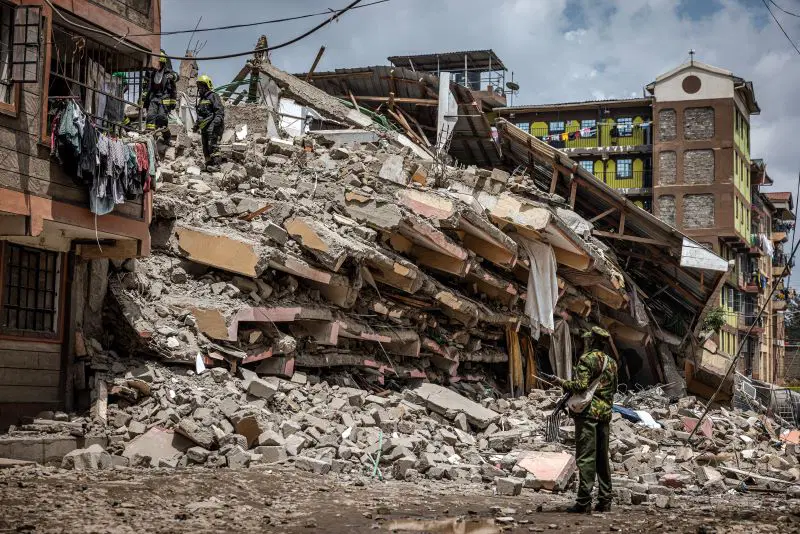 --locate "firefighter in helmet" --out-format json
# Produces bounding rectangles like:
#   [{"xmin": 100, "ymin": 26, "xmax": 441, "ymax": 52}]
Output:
[
  {"xmin": 143, "ymin": 49, "xmax": 178, "ymax": 144},
  {"xmin": 193, "ymin": 74, "xmax": 225, "ymax": 169}
]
